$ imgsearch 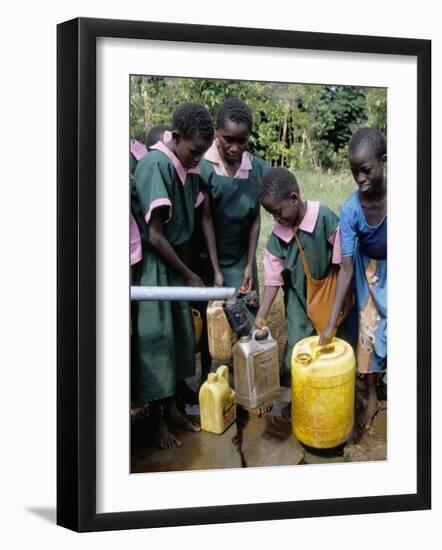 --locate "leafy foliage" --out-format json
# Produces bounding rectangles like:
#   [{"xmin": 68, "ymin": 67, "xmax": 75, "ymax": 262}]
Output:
[{"xmin": 130, "ymin": 76, "xmax": 387, "ymax": 171}]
